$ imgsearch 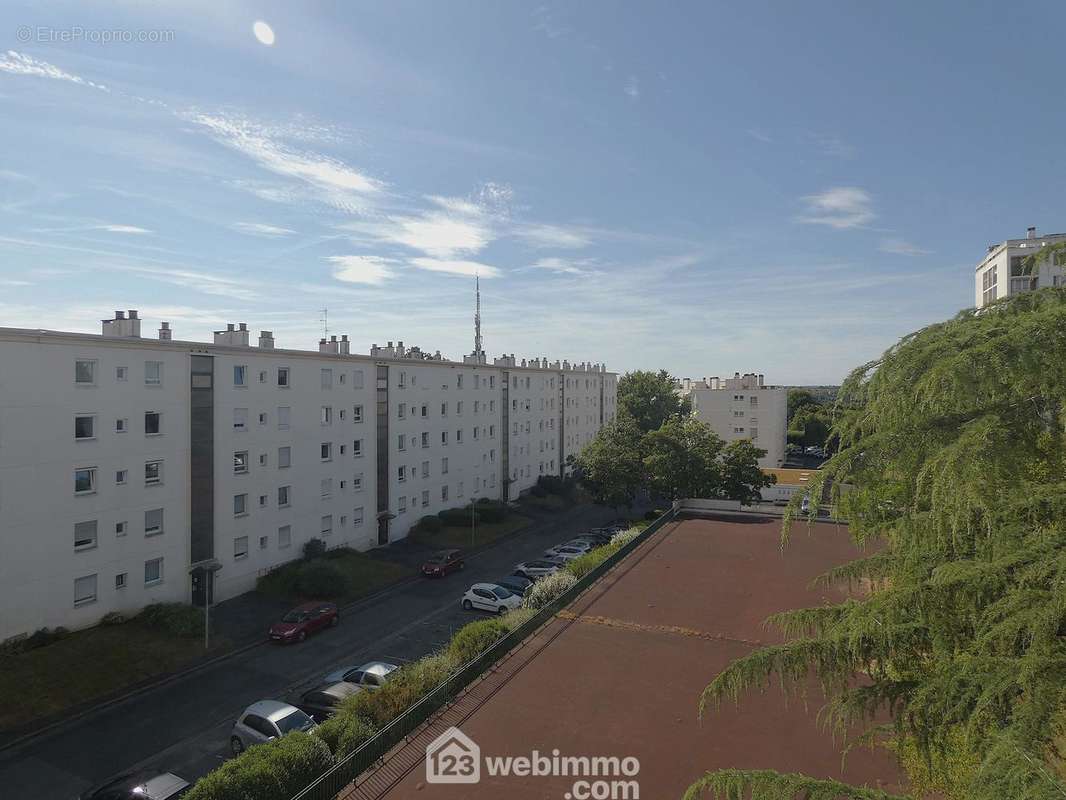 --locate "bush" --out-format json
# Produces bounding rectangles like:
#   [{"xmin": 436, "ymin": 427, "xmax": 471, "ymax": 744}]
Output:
[
  {"xmin": 14, "ymin": 627, "xmax": 72, "ymax": 653},
  {"xmin": 184, "ymin": 731, "xmax": 333, "ymax": 800},
  {"xmin": 100, "ymin": 612, "xmax": 127, "ymax": 626},
  {"xmin": 530, "ymin": 484, "xmax": 549, "ymax": 498},
  {"xmin": 302, "ymin": 537, "xmax": 327, "ymax": 560},
  {"xmin": 522, "ymin": 572, "xmax": 578, "ymax": 610},
  {"xmin": 438, "ymin": 507, "xmax": 479, "ymax": 527},
  {"xmin": 295, "ymin": 561, "xmax": 349, "ymax": 599},
  {"xmin": 139, "ymin": 603, "xmax": 203, "ymax": 638},
  {"xmin": 473, "ymin": 500, "xmax": 507, "ymax": 523},
  {"xmin": 316, "ymin": 710, "xmax": 377, "ymax": 758},
  {"xmin": 565, "ymin": 549, "xmax": 609, "ymax": 580},
  {"xmin": 448, "ymin": 618, "xmax": 510, "ymax": 664},
  {"xmin": 348, "ymin": 653, "xmax": 457, "ymax": 729},
  {"xmin": 538, "ymin": 475, "xmax": 565, "ymax": 495},
  {"xmin": 610, "ymin": 529, "xmax": 639, "ymax": 548},
  {"xmin": 417, "ymin": 515, "xmax": 442, "ymax": 534},
  {"xmin": 643, "ymin": 510, "xmax": 660, "ymax": 520}
]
